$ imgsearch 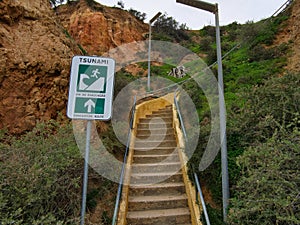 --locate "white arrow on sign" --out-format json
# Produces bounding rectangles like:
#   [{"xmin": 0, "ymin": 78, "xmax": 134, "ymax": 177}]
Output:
[{"xmin": 84, "ymin": 99, "xmax": 95, "ymax": 113}]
